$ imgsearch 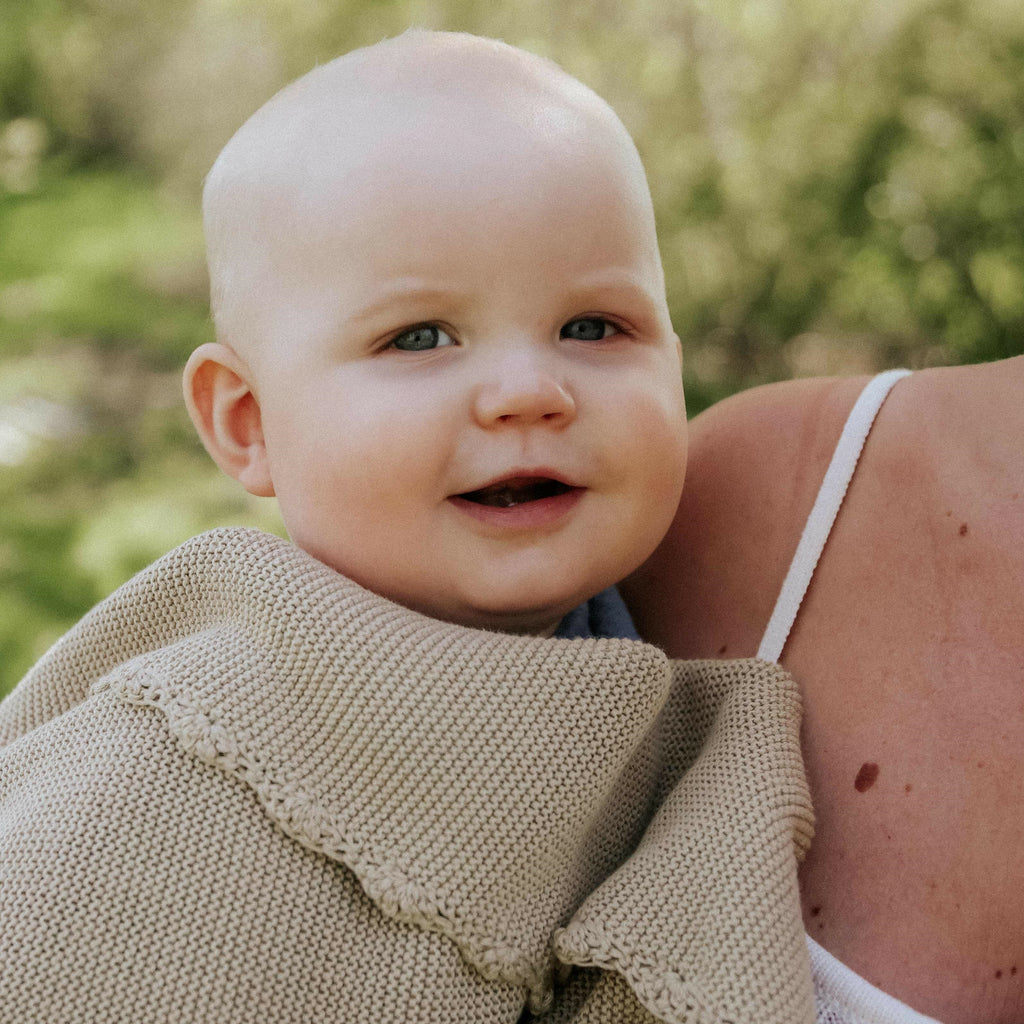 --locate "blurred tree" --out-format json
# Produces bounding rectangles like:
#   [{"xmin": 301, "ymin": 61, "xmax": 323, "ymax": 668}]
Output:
[{"xmin": 1, "ymin": 0, "xmax": 1023, "ymax": 694}]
